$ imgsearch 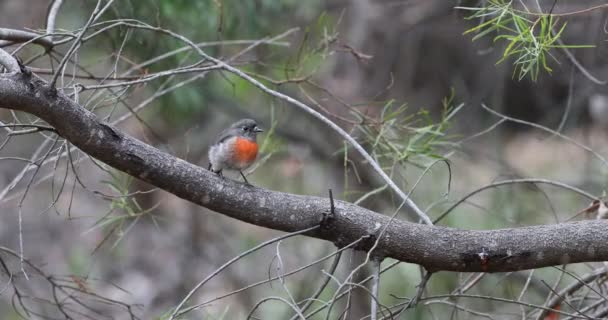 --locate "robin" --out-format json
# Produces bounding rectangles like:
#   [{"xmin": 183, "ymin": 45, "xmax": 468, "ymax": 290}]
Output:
[{"xmin": 208, "ymin": 119, "xmax": 263, "ymax": 184}]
